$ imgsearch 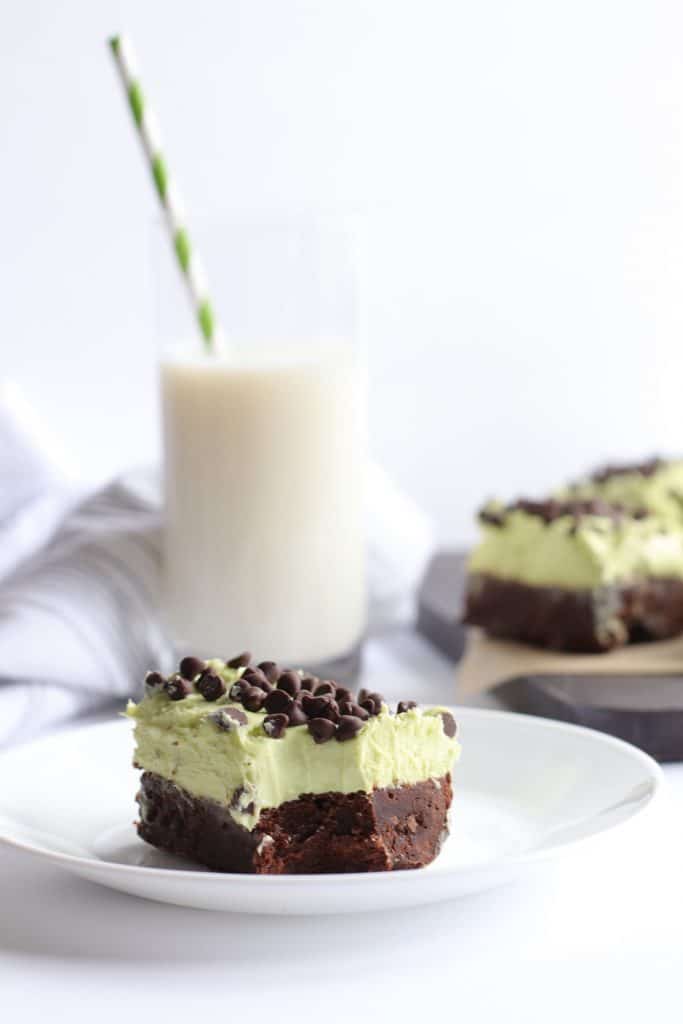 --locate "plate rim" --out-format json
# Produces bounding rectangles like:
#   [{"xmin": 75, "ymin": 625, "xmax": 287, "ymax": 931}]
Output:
[{"xmin": 0, "ymin": 705, "xmax": 664, "ymax": 886}]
